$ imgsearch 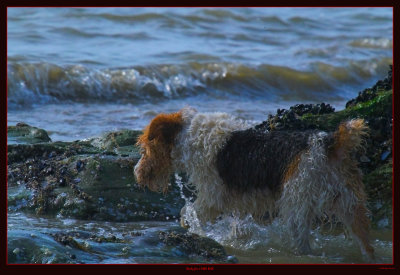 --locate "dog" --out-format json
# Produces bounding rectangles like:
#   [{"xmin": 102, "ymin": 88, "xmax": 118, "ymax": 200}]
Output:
[{"xmin": 134, "ymin": 106, "xmax": 374, "ymax": 260}]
